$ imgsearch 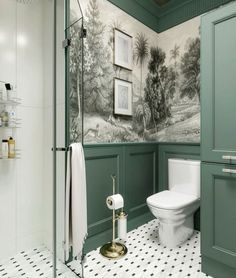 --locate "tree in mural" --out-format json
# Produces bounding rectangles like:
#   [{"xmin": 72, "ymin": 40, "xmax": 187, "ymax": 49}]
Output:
[
  {"xmin": 180, "ymin": 37, "xmax": 200, "ymax": 101},
  {"xmin": 170, "ymin": 44, "xmax": 180, "ymax": 72},
  {"xmin": 169, "ymin": 44, "xmax": 180, "ymax": 94},
  {"xmin": 134, "ymin": 33, "xmax": 149, "ymax": 133},
  {"xmin": 144, "ymin": 46, "xmax": 176, "ymax": 130},
  {"xmin": 83, "ymin": 0, "xmax": 113, "ymax": 114},
  {"xmin": 69, "ymin": 17, "xmax": 83, "ymax": 142}
]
